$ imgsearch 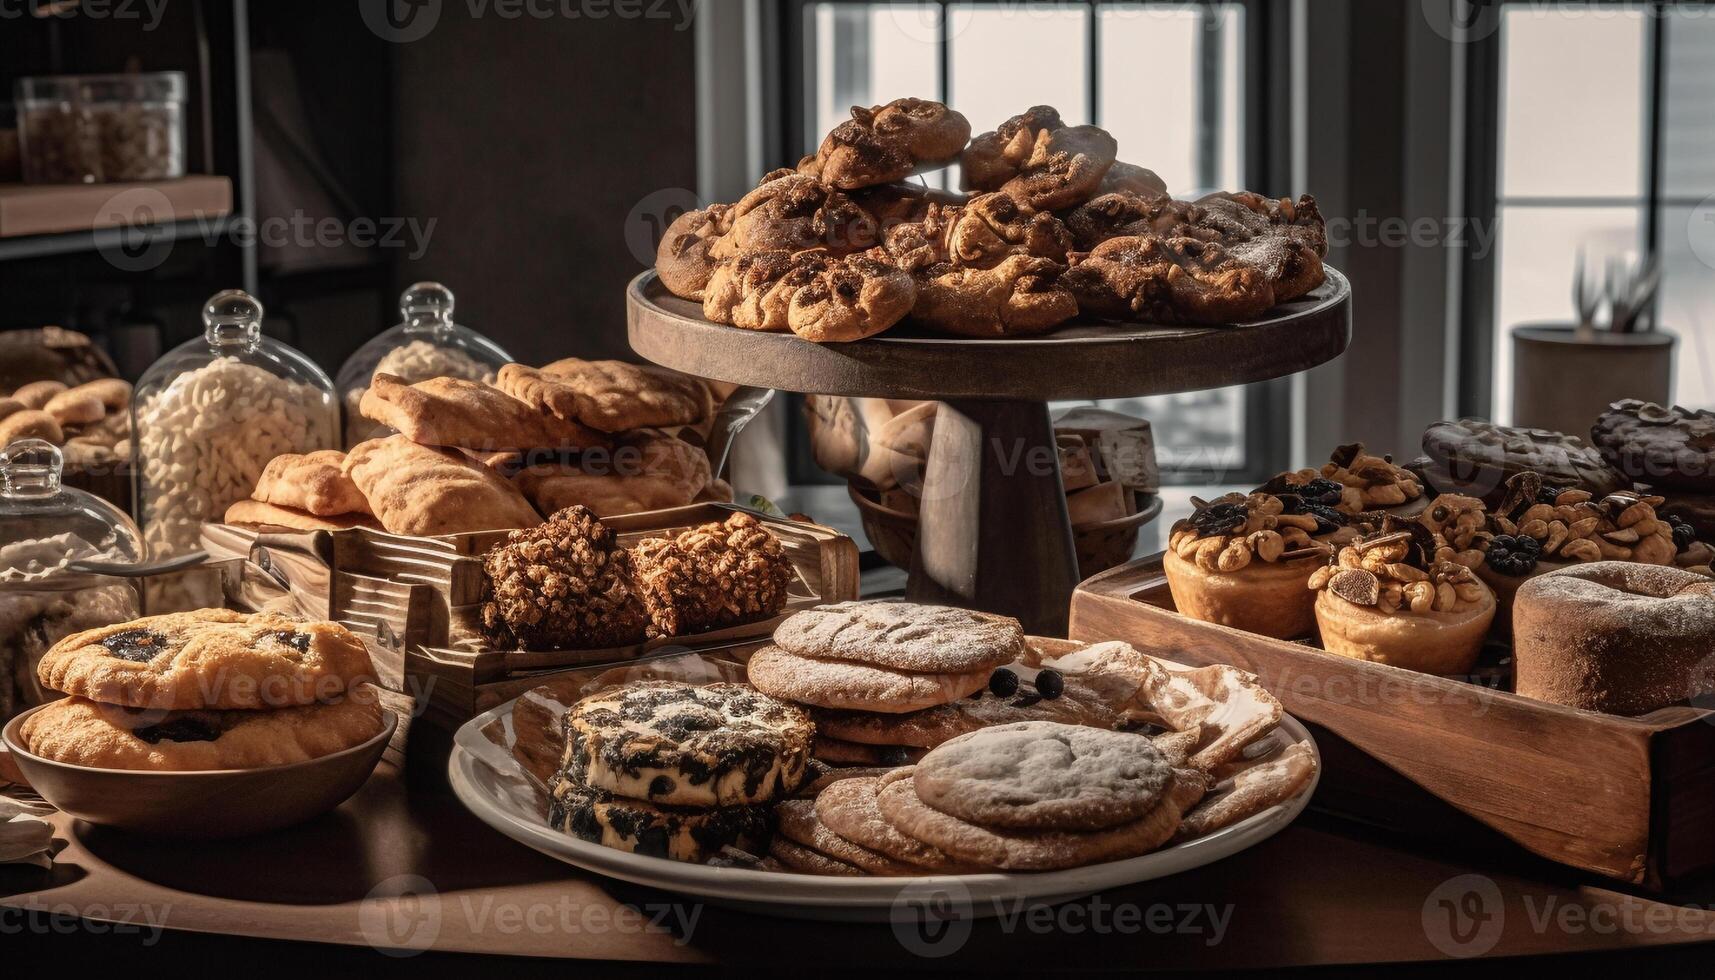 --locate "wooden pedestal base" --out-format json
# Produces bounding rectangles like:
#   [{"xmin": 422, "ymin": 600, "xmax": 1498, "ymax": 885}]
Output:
[{"xmin": 906, "ymin": 399, "xmax": 1079, "ymax": 634}]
